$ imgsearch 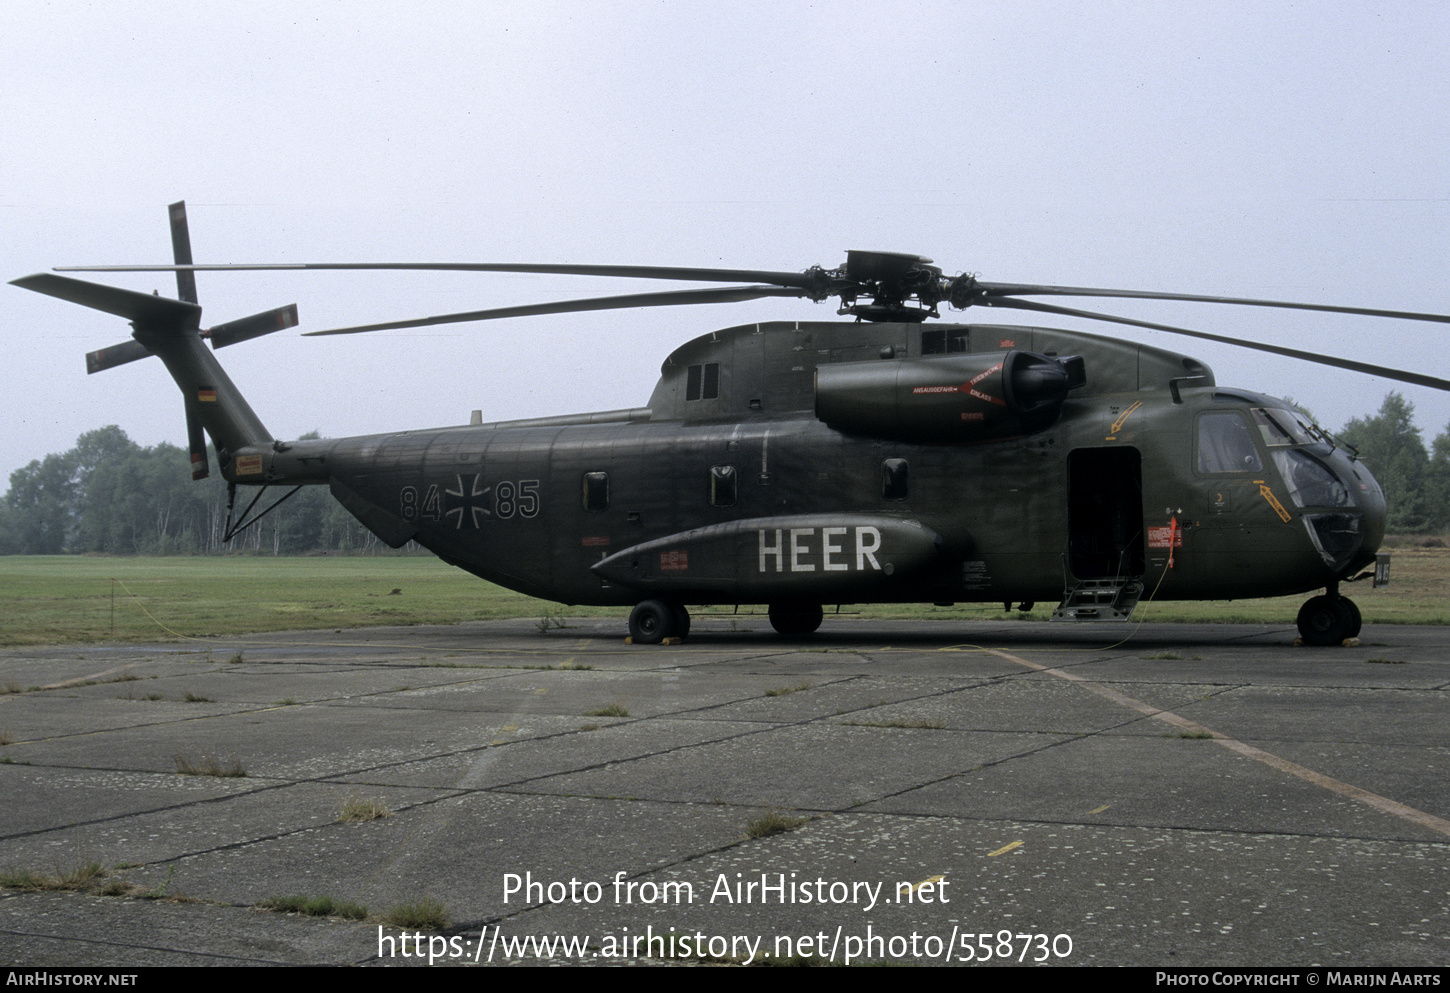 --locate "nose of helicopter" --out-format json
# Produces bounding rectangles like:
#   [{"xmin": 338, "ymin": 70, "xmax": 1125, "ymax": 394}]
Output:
[{"xmin": 1305, "ymin": 449, "xmax": 1386, "ymax": 578}]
